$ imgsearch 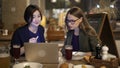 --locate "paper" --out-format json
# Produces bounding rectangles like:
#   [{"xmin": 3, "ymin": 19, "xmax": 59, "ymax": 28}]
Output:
[
  {"xmin": 72, "ymin": 52, "xmax": 86, "ymax": 60},
  {"xmin": 74, "ymin": 64, "xmax": 94, "ymax": 68}
]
